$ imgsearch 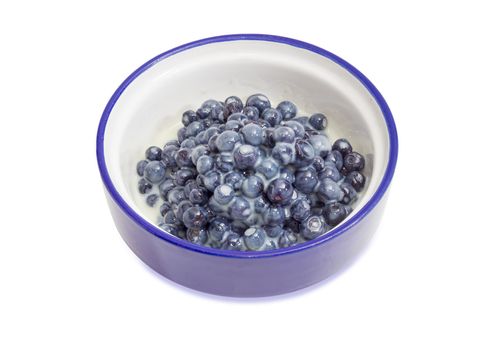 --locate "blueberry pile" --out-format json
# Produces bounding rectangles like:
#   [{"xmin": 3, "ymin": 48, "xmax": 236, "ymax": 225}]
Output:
[{"xmin": 135, "ymin": 94, "xmax": 366, "ymax": 251}]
